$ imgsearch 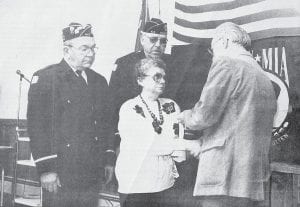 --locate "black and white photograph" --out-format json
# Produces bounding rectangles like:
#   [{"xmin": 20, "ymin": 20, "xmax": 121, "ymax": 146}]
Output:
[{"xmin": 0, "ymin": 0, "xmax": 300, "ymax": 206}]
